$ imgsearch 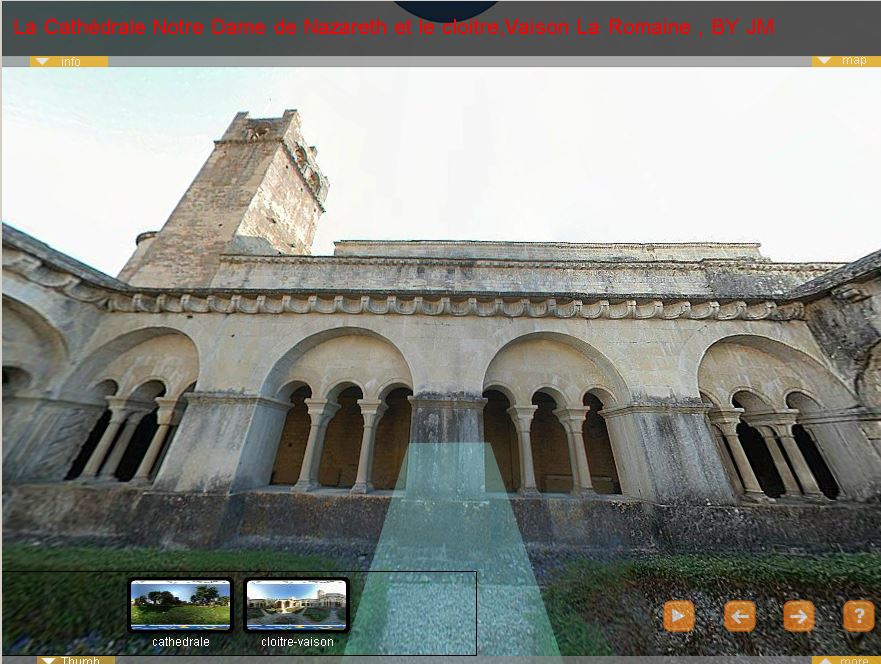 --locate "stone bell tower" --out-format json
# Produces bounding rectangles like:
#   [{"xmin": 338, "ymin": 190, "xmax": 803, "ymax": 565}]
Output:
[{"xmin": 119, "ymin": 110, "xmax": 328, "ymax": 288}]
